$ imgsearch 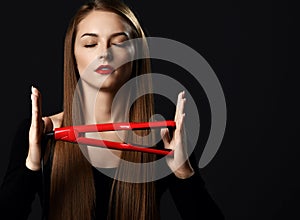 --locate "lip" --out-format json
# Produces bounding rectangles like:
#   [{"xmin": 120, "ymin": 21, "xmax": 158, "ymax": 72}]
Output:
[{"xmin": 95, "ymin": 65, "xmax": 114, "ymax": 75}]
